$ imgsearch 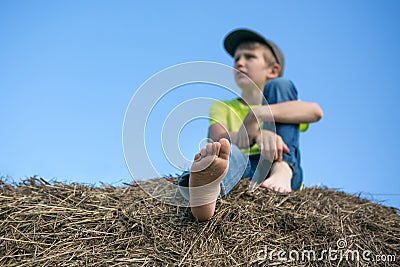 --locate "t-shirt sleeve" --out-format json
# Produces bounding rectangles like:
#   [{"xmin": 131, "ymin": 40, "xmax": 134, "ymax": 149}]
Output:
[{"xmin": 209, "ymin": 101, "xmax": 228, "ymax": 126}]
